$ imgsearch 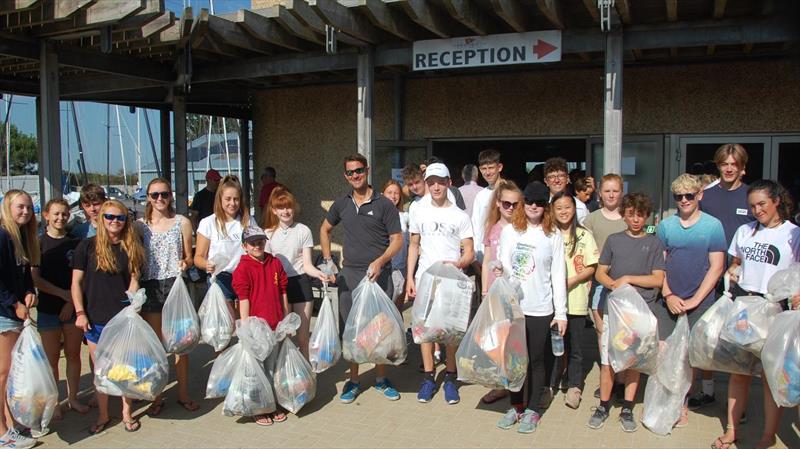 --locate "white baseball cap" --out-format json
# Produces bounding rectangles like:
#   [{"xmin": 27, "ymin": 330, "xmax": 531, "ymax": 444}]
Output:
[{"xmin": 424, "ymin": 162, "xmax": 450, "ymax": 180}]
